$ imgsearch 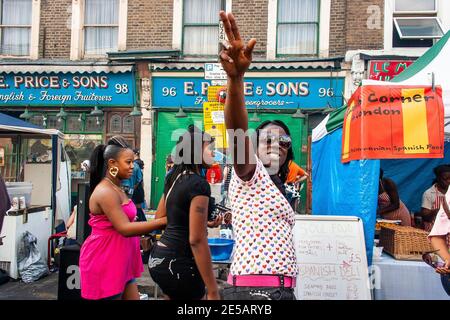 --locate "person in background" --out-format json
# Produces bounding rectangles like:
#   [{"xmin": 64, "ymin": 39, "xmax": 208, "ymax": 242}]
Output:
[
  {"xmin": 122, "ymin": 149, "xmax": 146, "ymax": 222},
  {"xmin": 286, "ymin": 160, "xmax": 308, "ymax": 184},
  {"xmin": 206, "ymin": 162, "xmax": 223, "ymax": 184},
  {"xmin": 0, "ymin": 173, "xmax": 11, "ymax": 244},
  {"xmin": 421, "ymin": 165, "xmax": 450, "ymax": 231},
  {"xmin": 219, "ymin": 11, "xmax": 297, "ymax": 300},
  {"xmin": 285, "ymin": 160, "xmax": 308, "ymax": 211},
  {"xmin": 65, "ymin": 205, "xmax": 77, "ymax": 245},
  {"xmin": 148, "ymin": 125, "xmax": 221, "ymax": 300},
  {"xmin": 165, "ymin": 155, "xmax": 174, "ymax": 177},
  {"xmin": 378, "ymin": 169, "xmax": 412, "ymax": 226},
  {"xmin": 66, "ymin": 159, "xmax": 91, "ymax": 244},
  {"xmin": 222, "ymin": 163, "xmax": 233, "ymax": 206},
  {"xmin": 79, "ymin": 136, "xmax": 166, "ymax": 300},
  {"xmin": 427, "ymin": 190, "xmax": 450, "ymax": 295}
]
